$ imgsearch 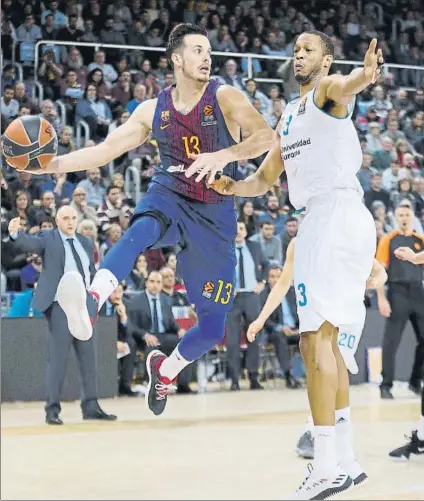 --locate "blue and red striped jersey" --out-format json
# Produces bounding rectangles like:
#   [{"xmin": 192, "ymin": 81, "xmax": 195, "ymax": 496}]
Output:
[{"xmin": 151, "ymin": 79, "xmax": 238, "ymax": 203}]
